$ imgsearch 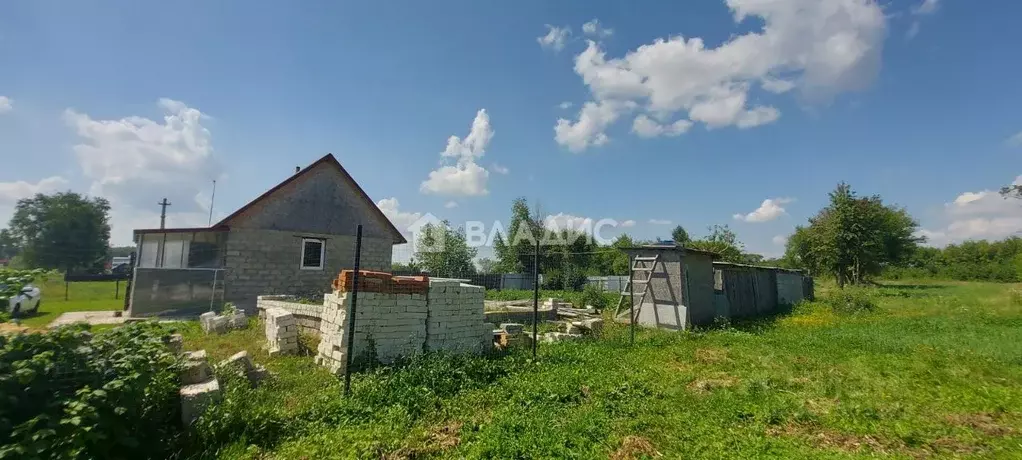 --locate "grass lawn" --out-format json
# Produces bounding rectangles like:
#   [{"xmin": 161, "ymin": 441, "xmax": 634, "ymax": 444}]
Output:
[
  {"xmin": 172, "ymin": 280, "xmax": 1022, "ymax": 459},
  {"xmin": 15, "ymin": 278, "xmax": 125, "ymax": 328}
]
